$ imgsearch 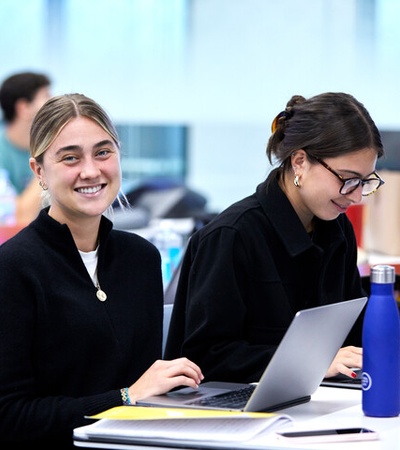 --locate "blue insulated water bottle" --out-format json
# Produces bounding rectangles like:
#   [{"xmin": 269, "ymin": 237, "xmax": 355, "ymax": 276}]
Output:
[{"xmin": 362, "ymin": 264, "xmax": 400, "ymax": 417}]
